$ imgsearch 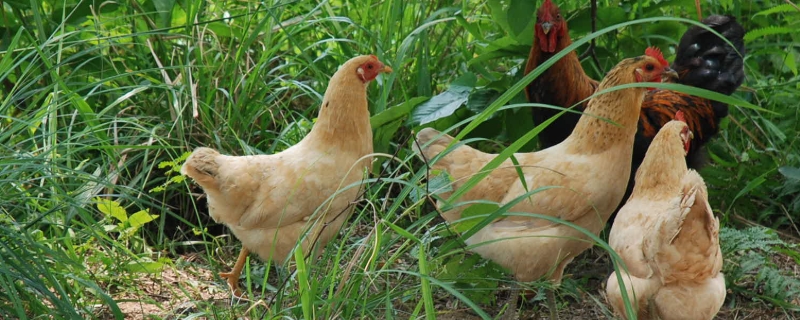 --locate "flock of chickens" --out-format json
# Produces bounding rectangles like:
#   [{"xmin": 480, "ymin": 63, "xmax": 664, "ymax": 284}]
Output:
[{"xmin": 181, "ymin": 1, "xmax": 746, "ymax": 319}]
